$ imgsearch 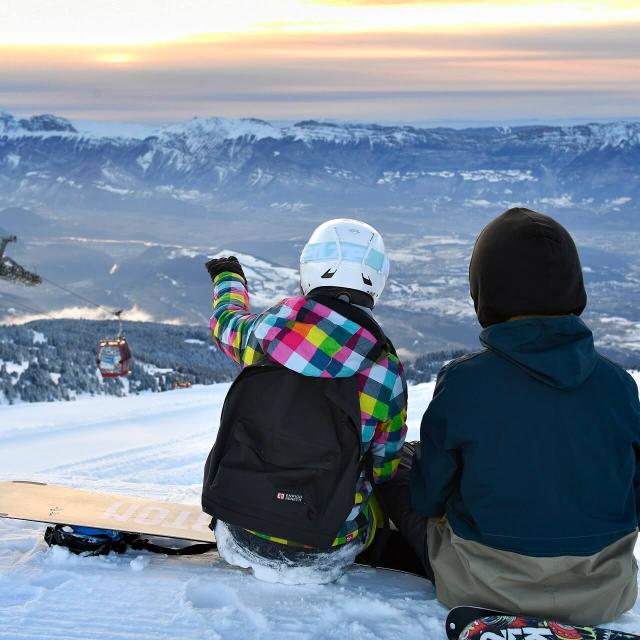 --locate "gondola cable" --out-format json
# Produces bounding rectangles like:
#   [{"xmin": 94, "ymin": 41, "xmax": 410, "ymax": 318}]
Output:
[
  {"xmin": 37, "ymin": 276, "xmax": 132, "ymax": 378},
  {"xmin": 1, "ymin": 241, "xmax": 132, "ymax": 377},
  {"xmin": 39, "ymin": 275, "xmax": 117, "ymax": 317},
  {"xmin": 0, "ymin": 300, "xmax": 56, "ymax": 320}
]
